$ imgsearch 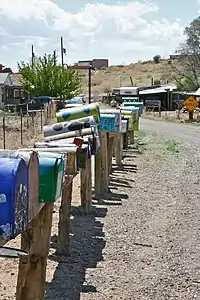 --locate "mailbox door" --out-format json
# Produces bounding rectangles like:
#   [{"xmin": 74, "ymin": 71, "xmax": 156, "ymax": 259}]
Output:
[
  {"xmin": 39, "ymin": 156, "xmax": 56, "ymax": 203},
  {"xmin": 14, "ymin": 159, "xmax": 28, "ymax": 238},
  {"xmin": 0, "ymin": 158, "xmax": 14, "ymax": 240},
  {"xmin": 54, "ymin": 158, "xmax": 65, "ymax": 200}
]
